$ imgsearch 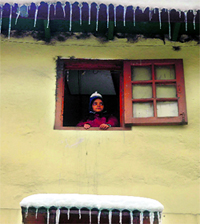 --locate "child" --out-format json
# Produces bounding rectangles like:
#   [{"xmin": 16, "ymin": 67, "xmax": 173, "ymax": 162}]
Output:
[{"xmin": 77, "ymin": 91, "xmax": 118, "ymax": 130}]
